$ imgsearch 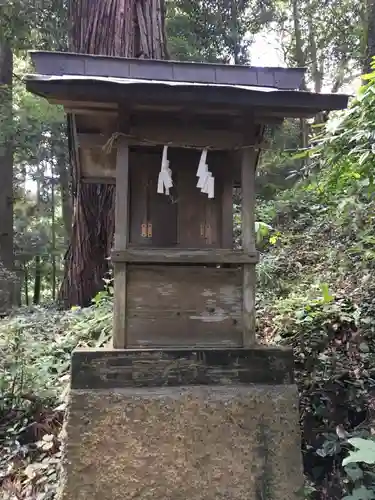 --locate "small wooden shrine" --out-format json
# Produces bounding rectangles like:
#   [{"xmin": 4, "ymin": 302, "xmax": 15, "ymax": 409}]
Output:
[
  {"xmin": 26, "ymin": 52, "xmax": 348, "ymax": 500},
  {"xmin": 27, "ymin": 51, "xmax": 347, "ymax": 349}
]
